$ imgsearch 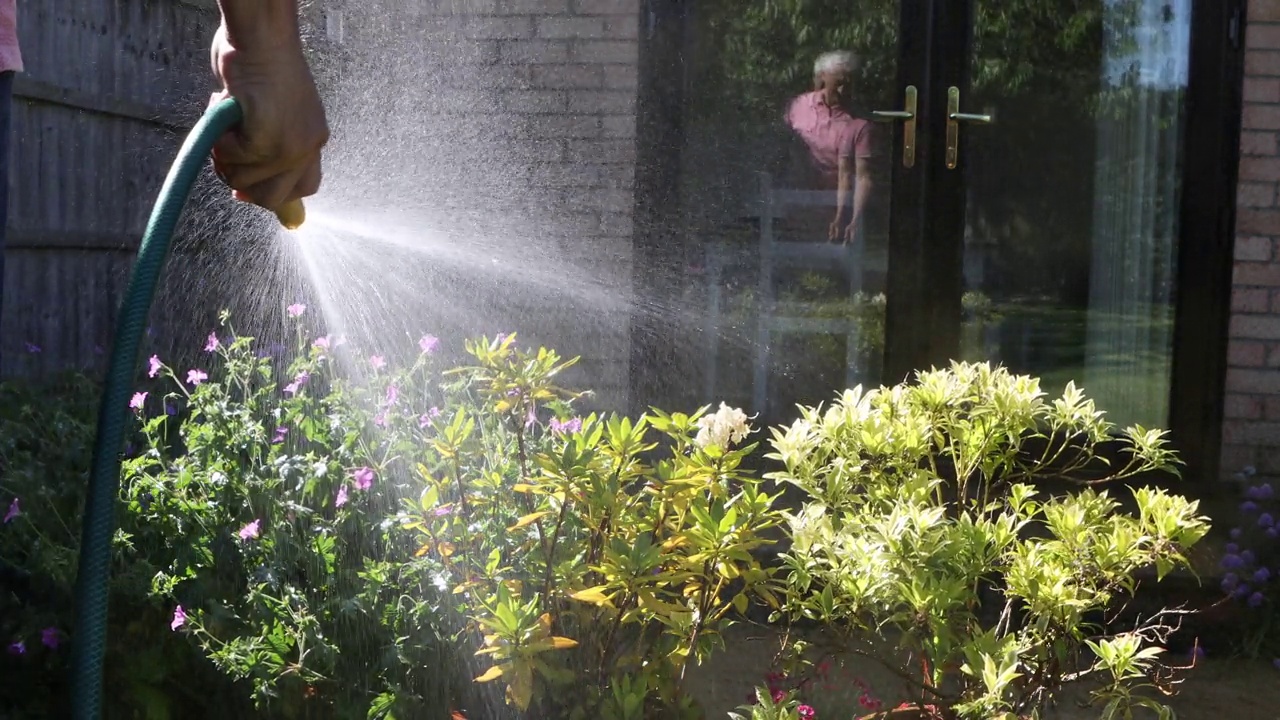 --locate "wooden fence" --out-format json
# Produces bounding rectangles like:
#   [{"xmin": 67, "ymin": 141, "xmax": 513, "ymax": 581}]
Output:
[{"xmin": 0, "ymin": 0, "xmax": 223, "ymax": 378}]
